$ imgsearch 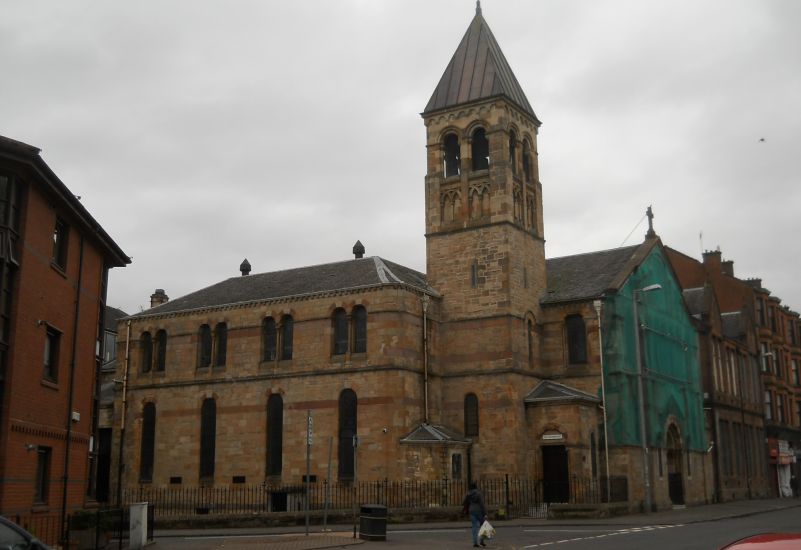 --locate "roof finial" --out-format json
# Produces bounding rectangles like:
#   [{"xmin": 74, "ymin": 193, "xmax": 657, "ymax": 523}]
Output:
[{"xmin": 476, "ymin": 0, "xmax": 482, "ymax": 15}]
